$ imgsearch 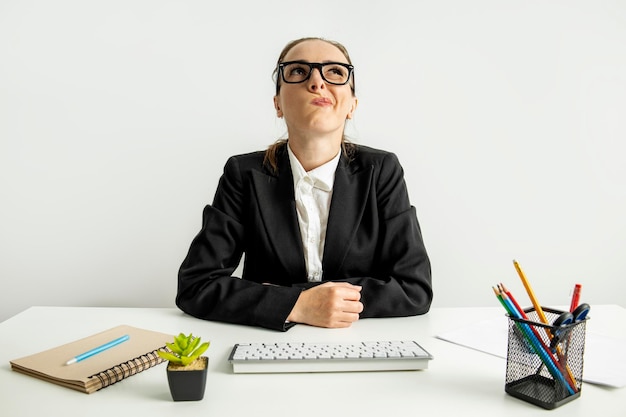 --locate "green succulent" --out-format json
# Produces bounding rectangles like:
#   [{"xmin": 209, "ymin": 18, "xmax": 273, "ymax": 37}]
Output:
[{"xmin": 158, "ymin": 333, "xmax": 210, "ymax": 366}]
